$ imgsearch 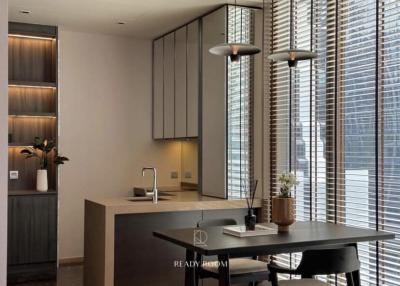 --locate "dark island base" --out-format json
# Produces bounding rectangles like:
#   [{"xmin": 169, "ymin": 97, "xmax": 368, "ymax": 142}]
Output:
[{"xmin": 114, "ymin": 208, "xmax": 250, "ymax": 286}]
